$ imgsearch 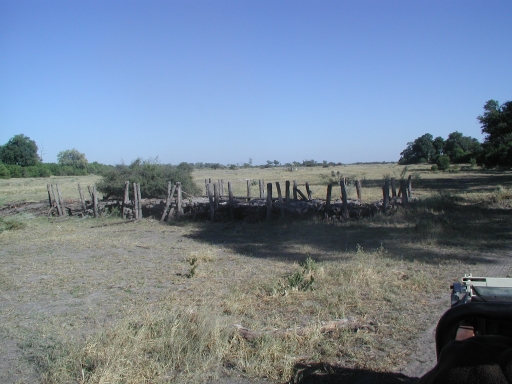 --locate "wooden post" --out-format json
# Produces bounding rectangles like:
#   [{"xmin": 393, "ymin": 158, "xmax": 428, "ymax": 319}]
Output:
[
  {"xmin": 401, "ymin": 180, "xmax": 409, "ymax": 206},
  {"xmin": 137, "ymin": 183, "xmax": 142, "ymax": 218},
  {"xmin": 120, "ymin": 181, "xmax": 128, "ymax": 218},
  {"xmin": 51, "ymin": 185, "xmax": 62, "ymax": 216},
  {"xmin": 56, "ymin": 184, "xmax": 65, "ymax": 216},
  {"xmin": 219, "ymin": 179, "xmax": 224, "ymax": 197},
  {"xmin": 133, "ymin": 182, "xmax": 139, "ymax": 219},
  {"xmin": 305, "ymin": 182, "xmax": 312, "ymax": 201},
  {"xmin": 46, "ymin": 184, "xmax": 53, "ymax": 208},
  {"xmin": 340, "ymin": 180, "xmax": 348, "ymax": 219},
  {"xmin": 214, "ymin": 182, "xmax": 219, "ymax": 210},
  {"xmin": 246, "ymin": 180, "xmax": 251, "ymax": 200},
  {"xmin": 293, "ymin": 180, "xmax": 298, "ymax": 201},
  {"xmin": 383, "ymin": 180, "xmax": 390, "ymax": 210},
  {"xmin": 391, "ymin": 178, "xmax": 397, "ymax": 198},
  {"xmin": 285, "ymin": 181, "xmax": 290, "ymax": 205},
  {"xmin": 276, "ymin": 182, "xmax": 284, "ymax": 217},
  {"xmin": 259, "ymin": 179, "xmax": 264, "ymax": 198},
  {"xmin": 161, "ymin": 181, "xmax": 173, "ymax": 221},
  {"xmin": 176, "ymin": 182, "xmax": 183, "ymax": 216},
  {"xmin": 87, "ymin": 185, "xmax": 94, "ymax": 201},
  {"xmin": 266, "ymin": 183, "xmax": 272, "ymax": 221},
  {"xmin": 355, "ymin": 180, "xmax": 362, "ymax": 201},
  {"xmin": 92, "ymin": 185, "xmax": 99, "ymax": 218},
  {"xmin": 207, "ymin": 183, "xmax": 215, "ymax": 221},
  {"xmin": 407, "ymin": 175, "xmax": 412, "ymax": 198},
  {"xmin": 166, "ymin": 183, "xmax": 177, "ymax": 221},
  {"xmin": 205, "ymin": 179, "xmax": 208, "ymax": 195},
  {"xmin": 325, "ymin": 184, "xmax": 332, "ymax": 219},
  {"xmin": 228, "ymin": 181, "xmax": 234, "ymax": 221},
  {"xmin": 78, "ymin": 183, "xmax": 87, "ymax": 213}
]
